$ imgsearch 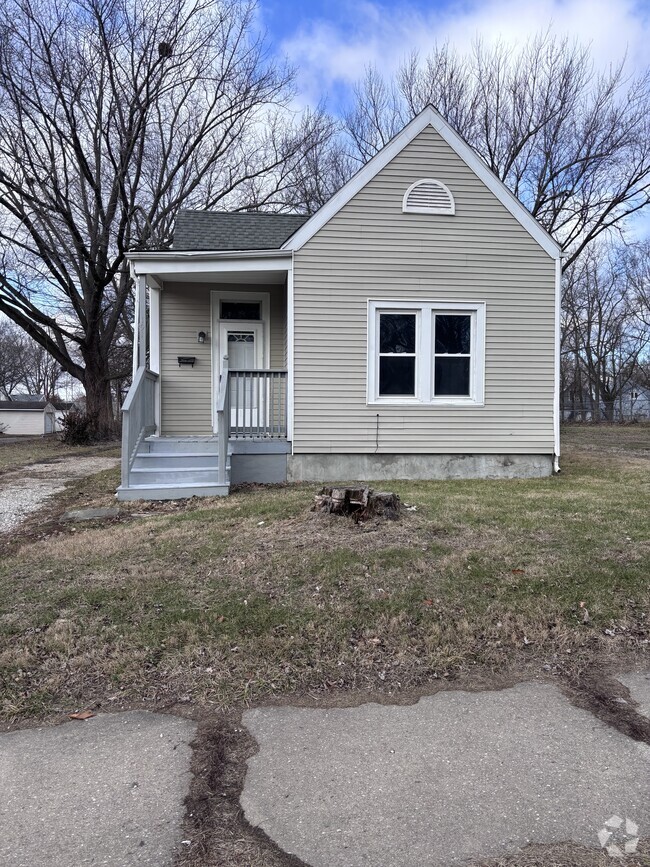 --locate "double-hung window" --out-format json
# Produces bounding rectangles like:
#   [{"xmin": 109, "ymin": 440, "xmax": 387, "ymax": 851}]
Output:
[{"xmin": 368, "ymin": 300, "xmax": 485, "ymax": 405}]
